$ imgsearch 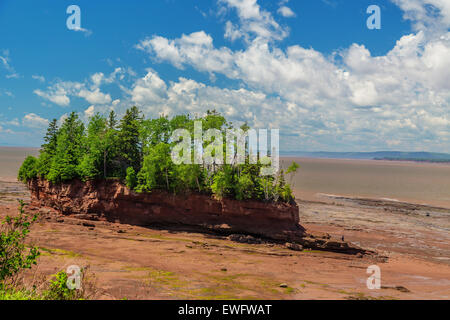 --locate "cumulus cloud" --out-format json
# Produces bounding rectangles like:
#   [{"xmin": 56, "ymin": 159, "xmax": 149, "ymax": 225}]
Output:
[
  {"xmin": 392, "ymin": 0, "xmax": 450, "ymax": 33},
  {"xmin": 22, "ymin": 113, "xmax": 49, "ymax": 129},
  {"xmin": 137, "ymin": 32, "xmax": 236, "ymax": 76},
  {"xmin": 219, "ymin": 0, "xmax": 289, "ymax": 42},
  {"xmin": 132, "ymin": 0, "xmax": 450, "ymax": 151},
  {"xmin": 33, "ymin": 68, "xmax": 124, "ymax": 107},
  {"xmin": 34, "ymin": 86, "xmax": 71, "ymax": 107},
  {"xmin": 25, "ymin": 0, "xmax": 450, "ymax": 152}
]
